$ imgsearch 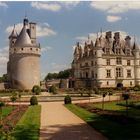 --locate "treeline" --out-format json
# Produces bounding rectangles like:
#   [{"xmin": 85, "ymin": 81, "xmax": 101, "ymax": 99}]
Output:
[
  {"xmin": 0, "ymin": 74, "xmax": 8, "ymax": 83},
  {"xmin": 45, "ymin": 69, "xmax": 72, "ymax": 80}
]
